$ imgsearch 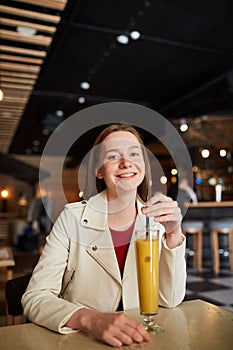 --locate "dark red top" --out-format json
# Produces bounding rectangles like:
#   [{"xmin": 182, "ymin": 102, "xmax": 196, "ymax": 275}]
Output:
[{"xmin": 110, "ymin": 222, "xmax": 135, "ymax": 277}]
